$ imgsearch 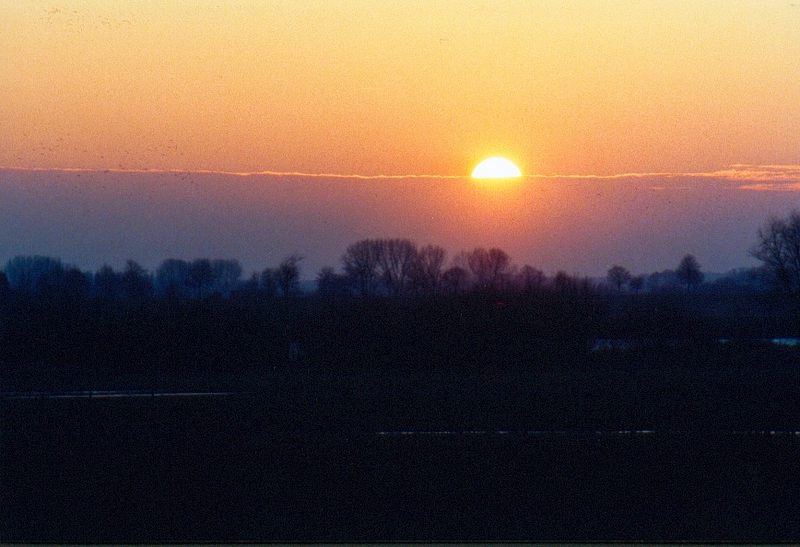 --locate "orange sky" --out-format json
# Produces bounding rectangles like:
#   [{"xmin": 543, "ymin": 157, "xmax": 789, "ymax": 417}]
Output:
[
  {"xmin": 3, "ymin": 2, "xmax": 800, "ymax": 276},
  {"xmin": 3, "ymin": 0, "xmax": 799, "ymax": 176}
]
